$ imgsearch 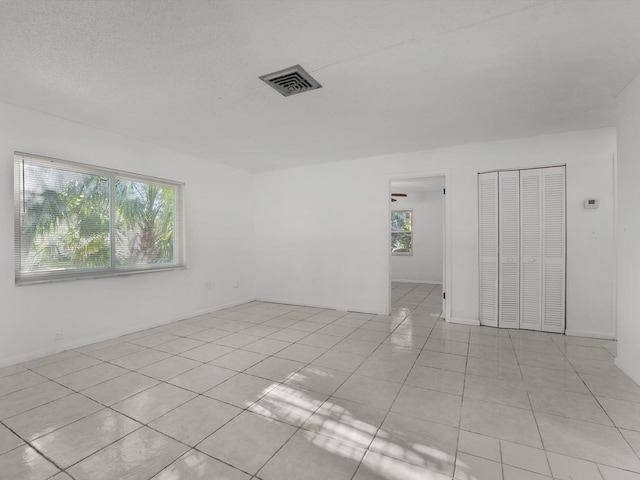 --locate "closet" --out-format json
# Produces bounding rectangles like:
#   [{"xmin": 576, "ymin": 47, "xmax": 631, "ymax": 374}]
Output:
[{"xmin": 478, "ymin": 166, "xmax": 565, "ymax": 333}]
